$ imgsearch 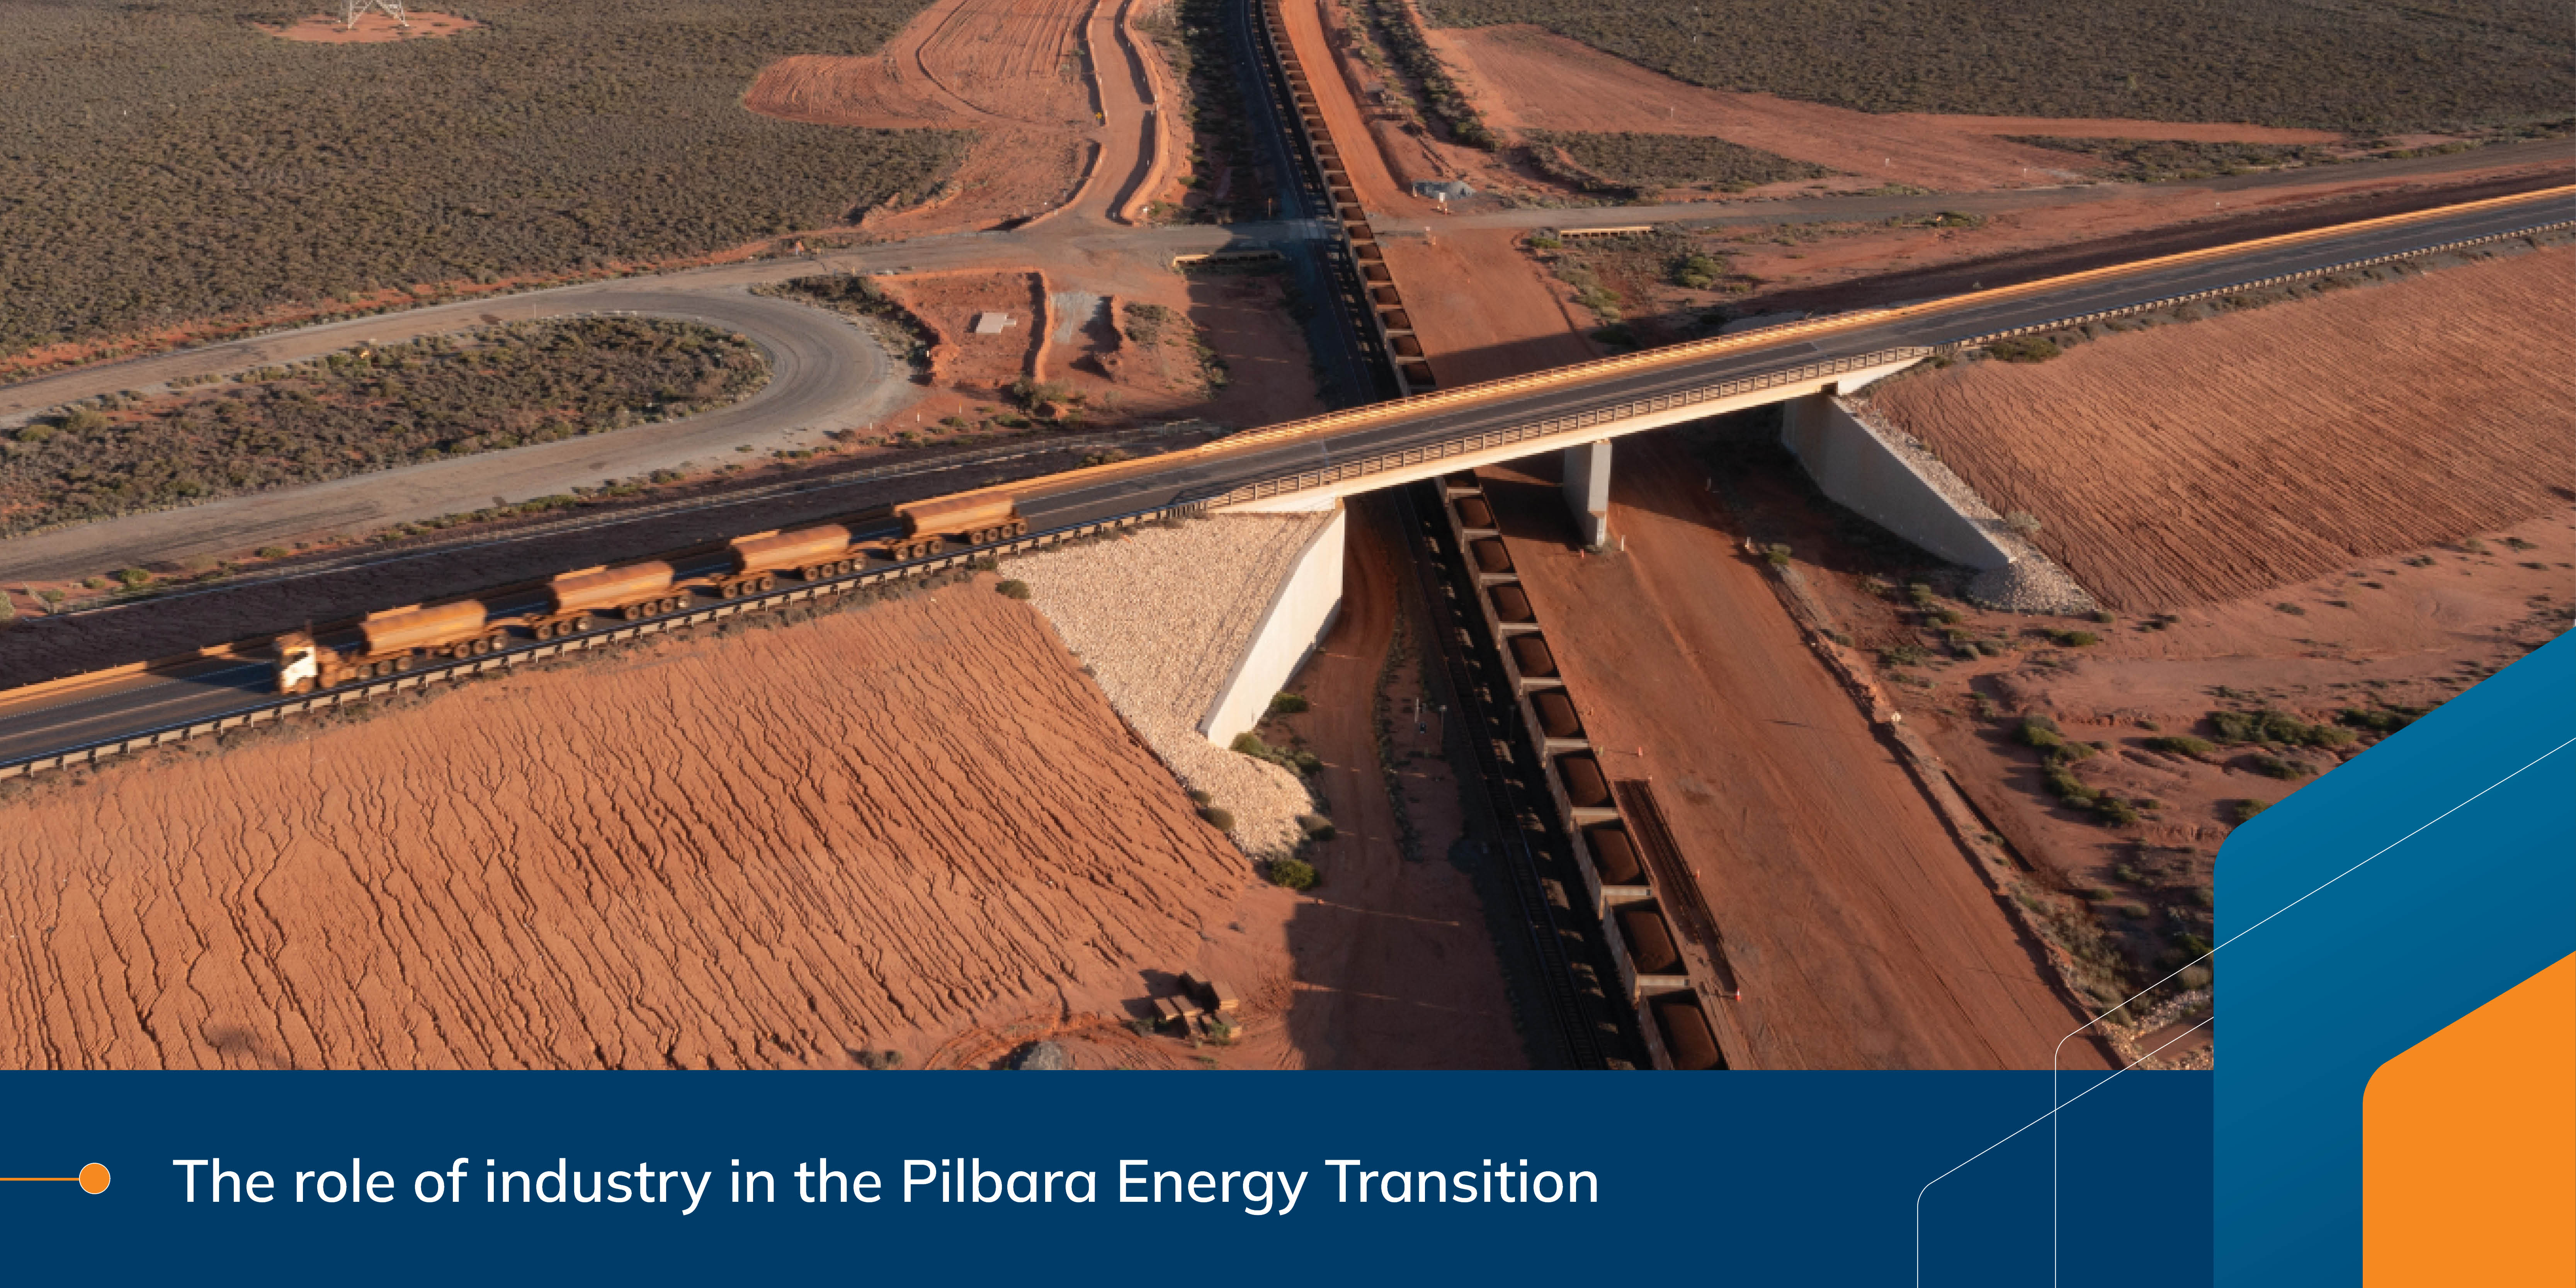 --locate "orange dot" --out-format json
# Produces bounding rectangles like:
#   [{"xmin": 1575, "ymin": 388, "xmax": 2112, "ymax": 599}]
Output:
[{"xmin": 78, "ymin": 1163, "xmax": 109, "ymax": 1194}]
